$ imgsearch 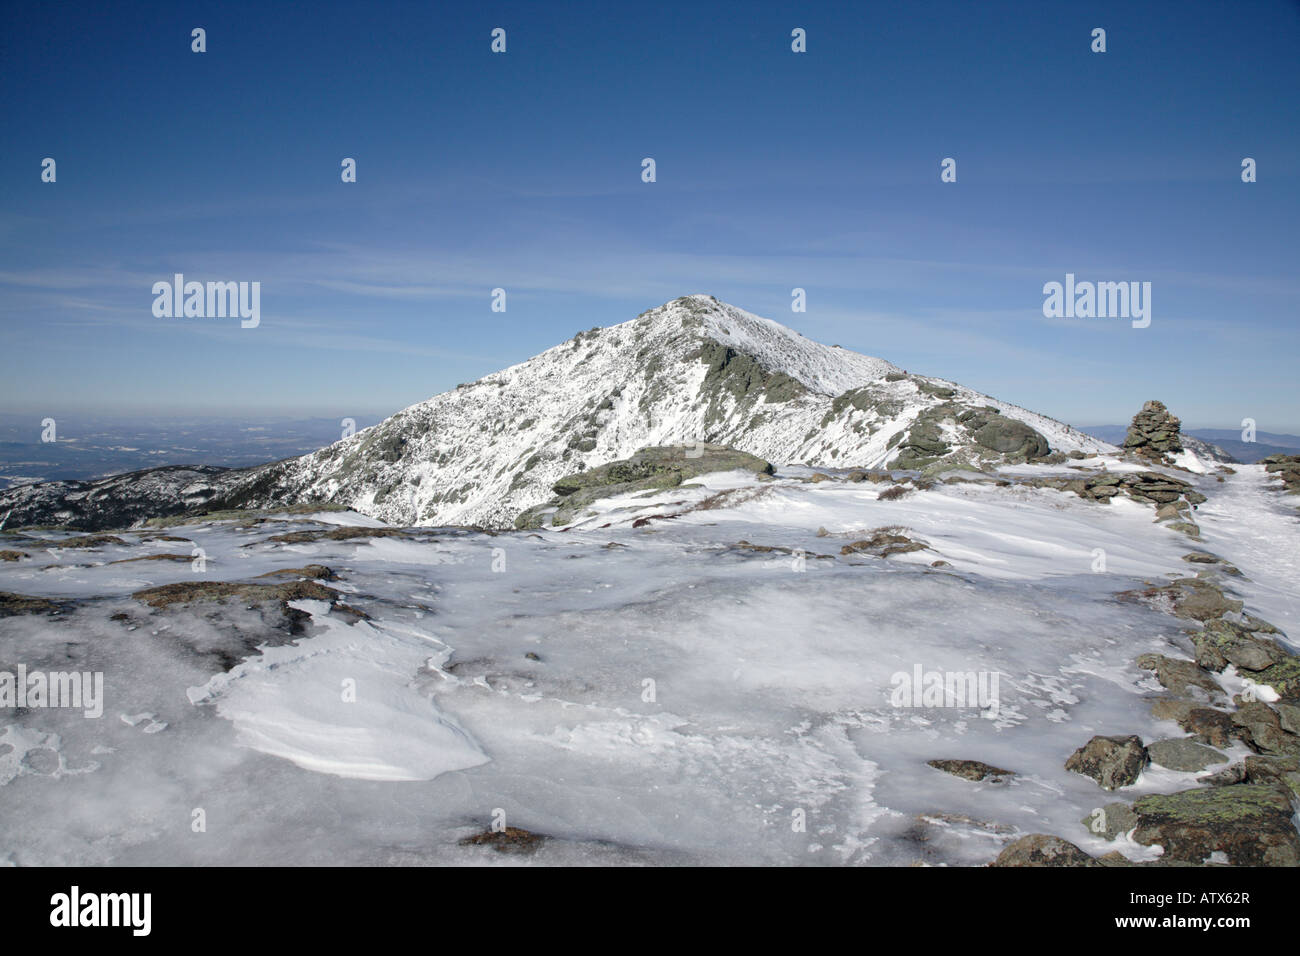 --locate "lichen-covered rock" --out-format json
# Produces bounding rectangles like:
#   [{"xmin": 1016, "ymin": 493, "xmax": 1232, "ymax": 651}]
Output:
[
  {"xmin": 514, "ymin": 444, "xmax": 772, "ymax": 529},
  {"xmin": 1065, "ymin": 735, "xmax": 1148, "ymax": 790},
  {"xmin": 973, "ymin": 417, "xmax": 1050, "ymax": 459},
  {"xmin": 1130, "ymin": 784, "xmax": 1300, "ymax": 866}
]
